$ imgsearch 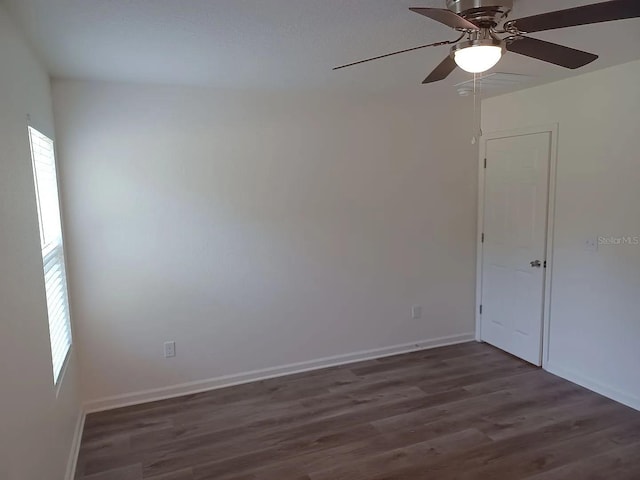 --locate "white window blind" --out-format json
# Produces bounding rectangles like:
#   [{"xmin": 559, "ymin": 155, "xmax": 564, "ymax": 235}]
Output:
[{"xmin": 28, "ymin": 126, "xmax": 72, "ymax": 385}]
